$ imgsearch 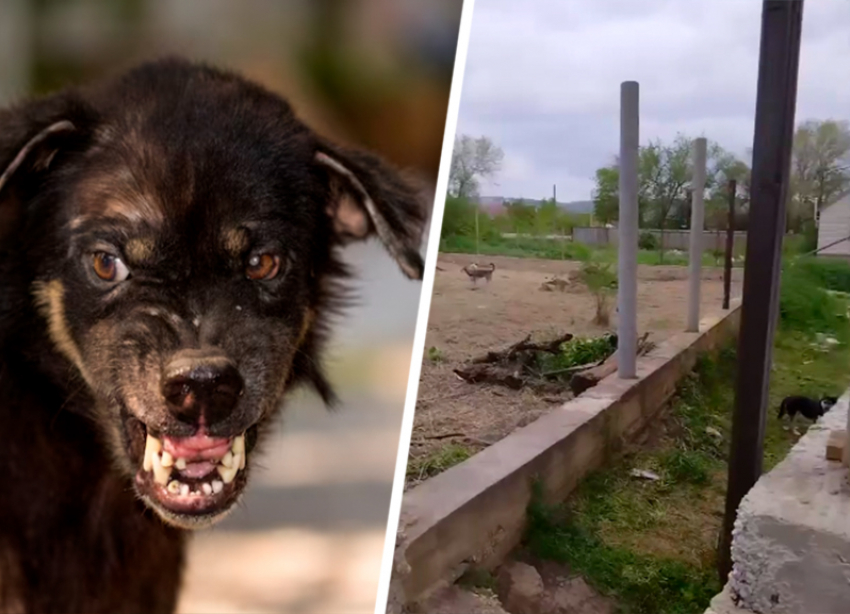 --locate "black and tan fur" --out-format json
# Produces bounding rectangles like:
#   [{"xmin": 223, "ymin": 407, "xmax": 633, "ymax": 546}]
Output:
[
  {"xmin": 0, "ymin": 57, "xmax": 426, "ymax": 614},
  {"xmin": 777, "ymin": 395, "xmax": 838, "ymax": 424}
]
